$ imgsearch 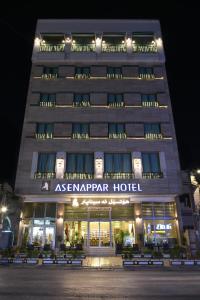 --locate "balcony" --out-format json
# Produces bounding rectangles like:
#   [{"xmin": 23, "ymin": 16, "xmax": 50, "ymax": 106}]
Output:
[
  {"xmin": 39, "ymin": 44, "xmax": 65, "ymax": 52},
  {"xmin": 142, "ymin": 101, "xmax": 159, "ymax": 108},
  {"xmin": 104, "ymin": 172, "xmax": 135, "ymax": 179},
  {"xmin": 35, "ymin": 133, "xmax": 53, "ymax": 139},
  {"xmin": 41, "ymin": 73, "xmax": 58, "ymax": 80},
  {"xmin": 102, "ymin": 44, "xmax": 126, "ymax": 53},
  {"xmin": 71, "ymin": 43, "xmax": 95, "ymax": 52},
  {"xmin": 139, "ymin": 74, "xmax": 155, "ymax": 80},
  {"xmin": 64, "ymin": 173, "xmax": 94, "ymax": 179},
  {"xmin": 72, "ymin": 133, "xmax": 89, "ymax": 139},
  {"xmin": 133, "ymin": 44, "xmax": 157, "ymax": 53},
  {"xmin": 108, "ymin": 133, "xmax": 127, "ymax": 139},
  {"xmin": 108, "ymin": 102, "xmax": 124, "ymax": 108},
  {"xmin": 74, "ymin": 73, "xmax": 90, "ymax": 79},
  {"xmin": 34, "ymin": 172, "xmax": 56, "ymax": 179},
  {"xmin": 73, "ymin": 101, "xmax": 90, "ymax": 107},
  {"xmin": 145, "ymin": 133, "xmax": 163, "ymax": 140},
  {"xmin": 39, "ymin": 101, "xmax": 56, "ymax": 107},
  {"xmin": 142, "ymin": 172, "xmax": 163, "ymax": 179}
]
